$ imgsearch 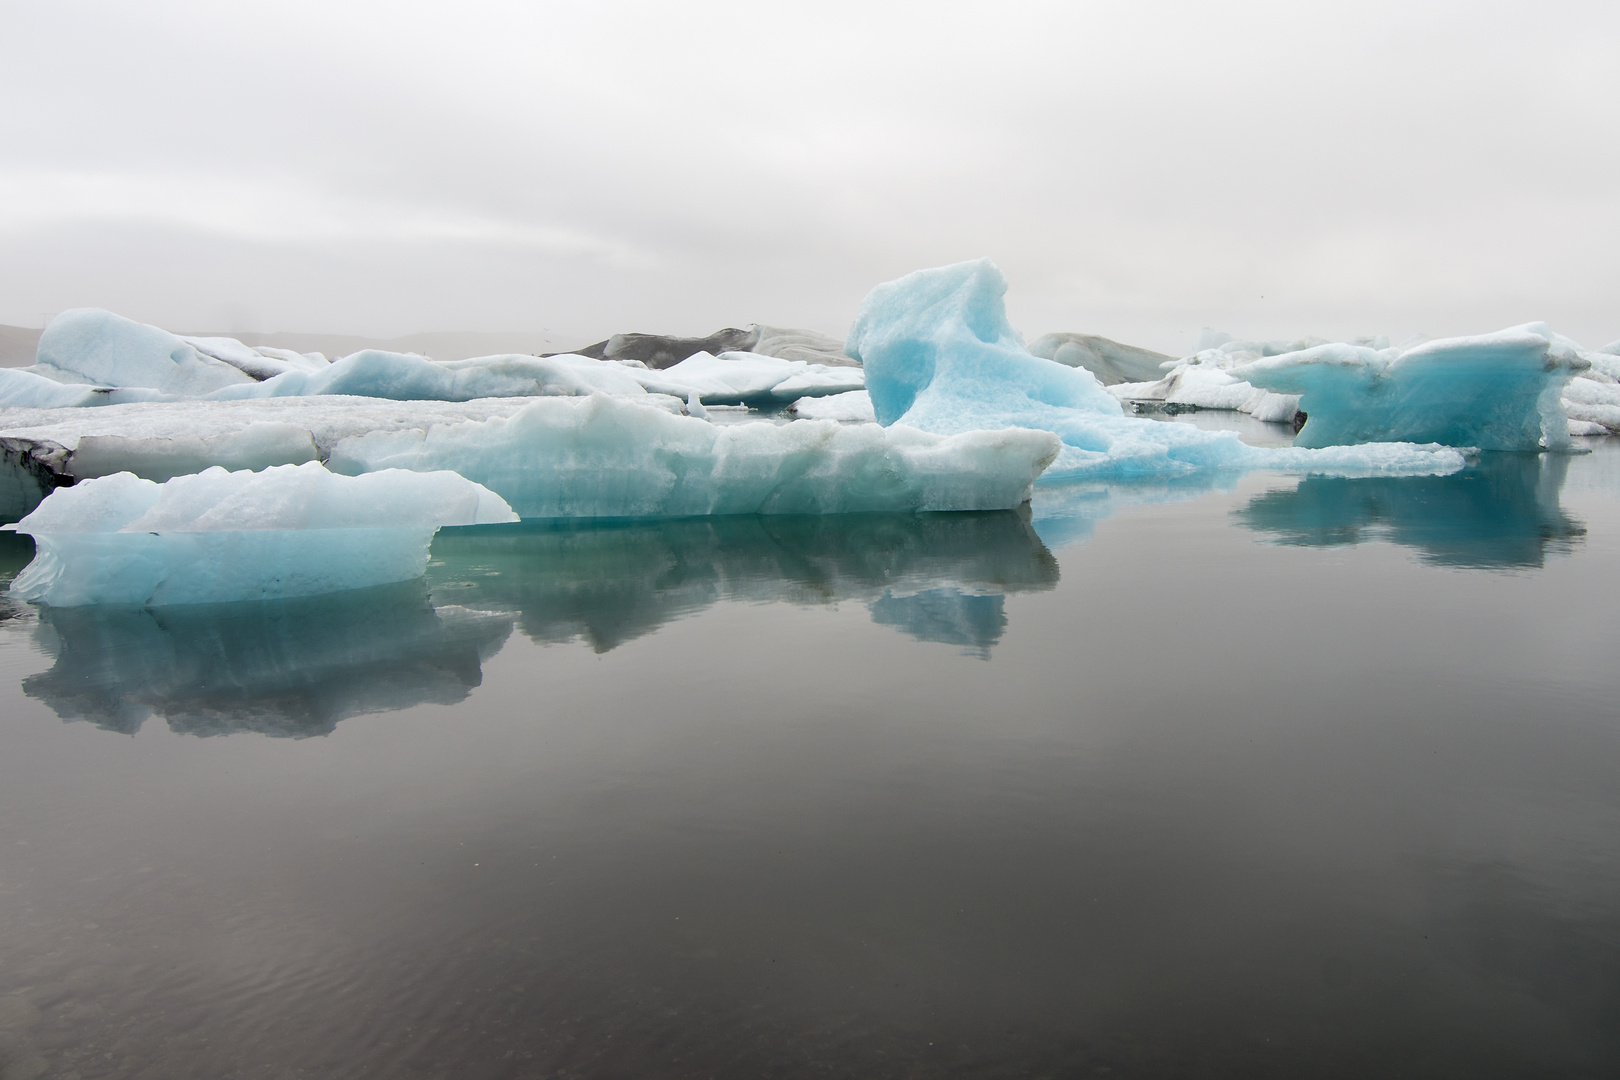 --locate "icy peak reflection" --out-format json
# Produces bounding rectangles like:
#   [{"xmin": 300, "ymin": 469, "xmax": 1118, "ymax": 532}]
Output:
[
  {"xmin": 24, "ymin": 582, "xmax": 514, "ymax": 738},
  {"xmin": 1236, "ymin": 452, "xmax": 1585, "ymax": 568},
  {"xmin": 425, "ymin": 510, "xmax": 1058, "ymax": 657}
]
